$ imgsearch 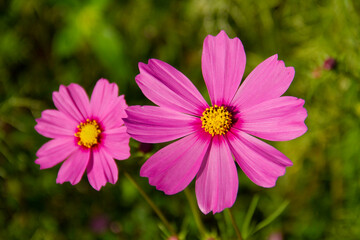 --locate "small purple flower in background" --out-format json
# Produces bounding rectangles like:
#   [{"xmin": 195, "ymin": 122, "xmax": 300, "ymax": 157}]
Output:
[
  {"xmin": 323, "ymin": 57, "xmax": 336, "ymax": 70},
  {"xmin": 139, "ymin": 142, "xmax": 153, "ymax": 154},
  {"xmin": 124, "ymin": 31, "xmax": 307, "ymax": 214},
  {"xmin": 90, "ymin": 214, "xmax": 109, "ymax": 234},
  {"xmin": 268, "ymin": 232, "xmax": 283, "ymax": 240},
  {"xmin": 35, "ymin": 79, "xmax": 130, "ymax": 190}
]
